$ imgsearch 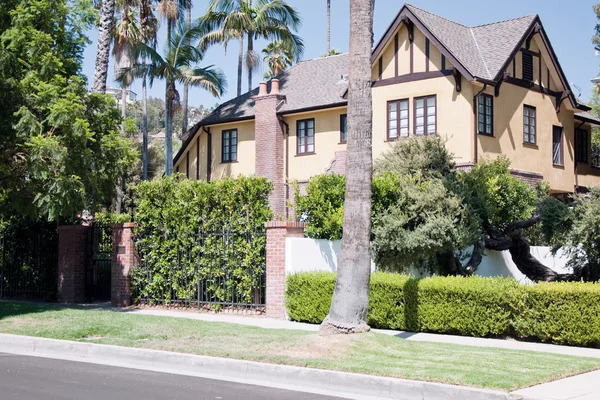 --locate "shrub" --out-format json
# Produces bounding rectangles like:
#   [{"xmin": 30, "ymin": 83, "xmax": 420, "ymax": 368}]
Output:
[
  {"xmin": 514, "ymin": 282, "xmax": 600, "ymax": 346},
  {"xmin": 94, "ymin": 212, "xmax": 131, "ymax": 225}
]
